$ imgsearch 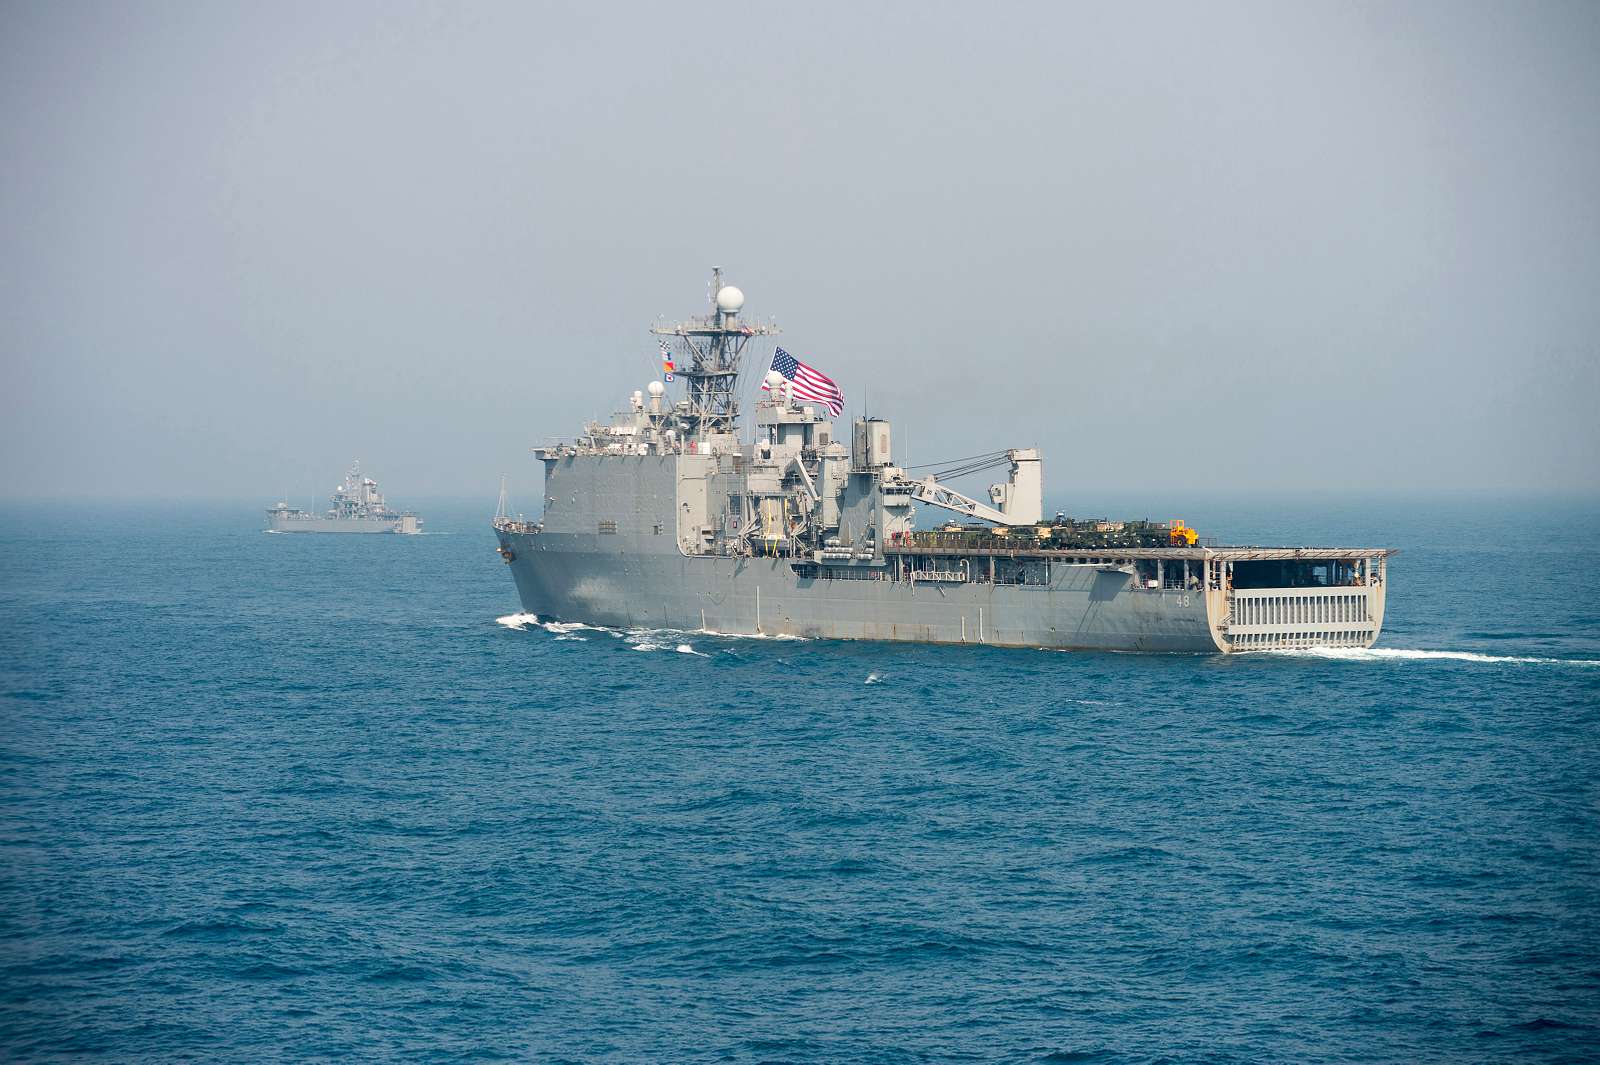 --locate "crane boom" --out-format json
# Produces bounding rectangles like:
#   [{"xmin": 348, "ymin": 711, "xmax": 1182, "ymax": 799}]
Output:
[{"xmin": 905, "ymin": 476, "xmax": 1023, "ymax": 526}]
